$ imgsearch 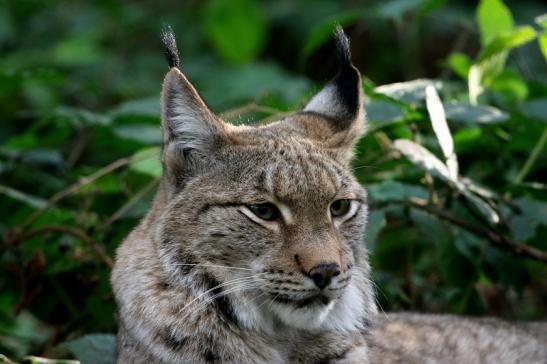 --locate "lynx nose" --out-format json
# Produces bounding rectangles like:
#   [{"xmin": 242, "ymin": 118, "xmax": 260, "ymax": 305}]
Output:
[{"xmin": 309, "ymin": 263, "xmax": 341, "ymax": 290}]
